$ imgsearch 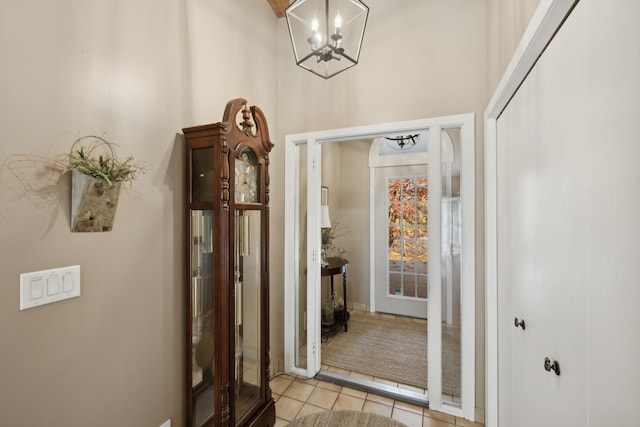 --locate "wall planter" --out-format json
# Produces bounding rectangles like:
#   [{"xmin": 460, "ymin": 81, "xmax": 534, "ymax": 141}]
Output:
[
  {"xmin": 71, "ymin": 170, "xmax": 122, "ymax": 232},
  {"xmin": 66, "ymin": 136, "xmax": 146, "ymax": 232}
]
